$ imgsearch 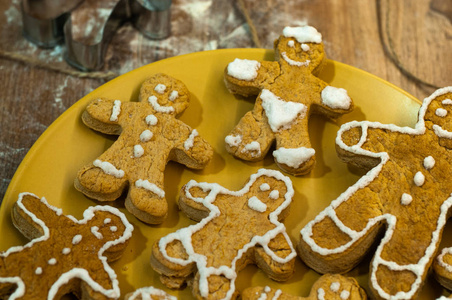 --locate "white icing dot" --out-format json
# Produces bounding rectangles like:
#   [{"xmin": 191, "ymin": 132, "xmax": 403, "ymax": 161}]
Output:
[
  {"xmin": 148, "ymin": 96, "xmax": 174, "ymax": 113},
  {"xmin": 269, "ymin": 190, "xmax": 279, "ymax": 200},
  {"xmin": 340, "ymin": 290, "xmax": 350, "ymax": 300},
  {"xmin": 261, "ymin": 89, "xmax": 307, "ymax": 132},
  {"xmin": 104, "ymin": 218, "xmax": 111, "ymax": 224},
  {"xmin": 184, "ymin": 129, "xmax": 199, "ymax": 150},
  {"xmin": 442, "ymin": 99, "xmax": 452, "ymax": 105},
  {"xmin": 414, "ymin": 171, "xmax": 425, "ymax": 186},
  {"xmin": 272, "ymin": 147, "xmax": 315, "ymax": 168},
  {"xmin": 264, "ymin": 286, "xmax": 271, "ymax": 293},
  {"xmin": 62, "ymin": 248, "xmax": 71, "ymax": 255},
  {"xmin": 287, "ymin": 40, "xmax": 295, "ymax": 47},
  {"xmin": 154, "ymin": 84, "xmax": 166, "ymax": 94},
  {"xmin": 145, "ymin": 114, "xmax": 158, "ymax": 126},
  {"xmin": 227, "ymin": 58, "xmax": 261, "ymax": 81},
  {"xmin": 321, "ymin": 86, "xmax": 352, "ymax": 110},
  {"xmin": 248, "ymin": 196, "xmax": 267, "ymax": 212},
  {"xmin": 169, "ymin": 90, "xmax": 179, "ymax": 101},
  {"xmin": 423, "ymin": 156, "xmax": 435, "ymax": 170},
  {"xmin": 110, "ymin": 100, "xmax": 121, "ymax": 122},
  {"xmin": 401, "ymin": 193, "xmax": 413, "ymax": 205},
  {"xmin": 91, "ymin": 226, "xmax": 103, "ymax": 239},
  {"xmin": 436, "ymin": 108, "xmax": 448, "ymax": 117},
  {"xmin": 48, "ymin": 258, "xmax": 57, "ymax": 265},
  {"xmin": 93, "ymin": 159, "xmax": 125, "ymax": 178},
  {"xmin": 330, "ymin": 282, "xmax": 340, "ymax": 292},
  {"xmin": 110, "ymin": 226, "xmax": 118, "ymax": 232},
  {"xmin": 140, "ymin": 130, "xmax": 153, "ymax": 142},
  {"xmin": 282, "ymin": 26, "xmax": 322, "ymax": 43},
  {"xmin": 260, "ymin": 183, "xmax": 270, "ymax": 191},
  {"xmin": 317, "ymin": 288, "xmax": 326, "ymax": 300},
  {"xmin": 301, "ymin": 43, "xmax": 310, "ymax": 51},
  {"xmin": 134, "ymin": 145, "xmax": 144, "ymax": 158},
  {"xmin": 72, "ymin": 234, "xmax": 82, "ymax": 245},
  {"xmin": 225, "ymin": 134, "xmax": 242, "ymax": 147},
  {"xmin": 135, "ymin": 179, "xmax": 165, "ymax": 198},
  {"xmin": 35, "ymin": 267, "xmax": 43, "ymax": 275}
]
